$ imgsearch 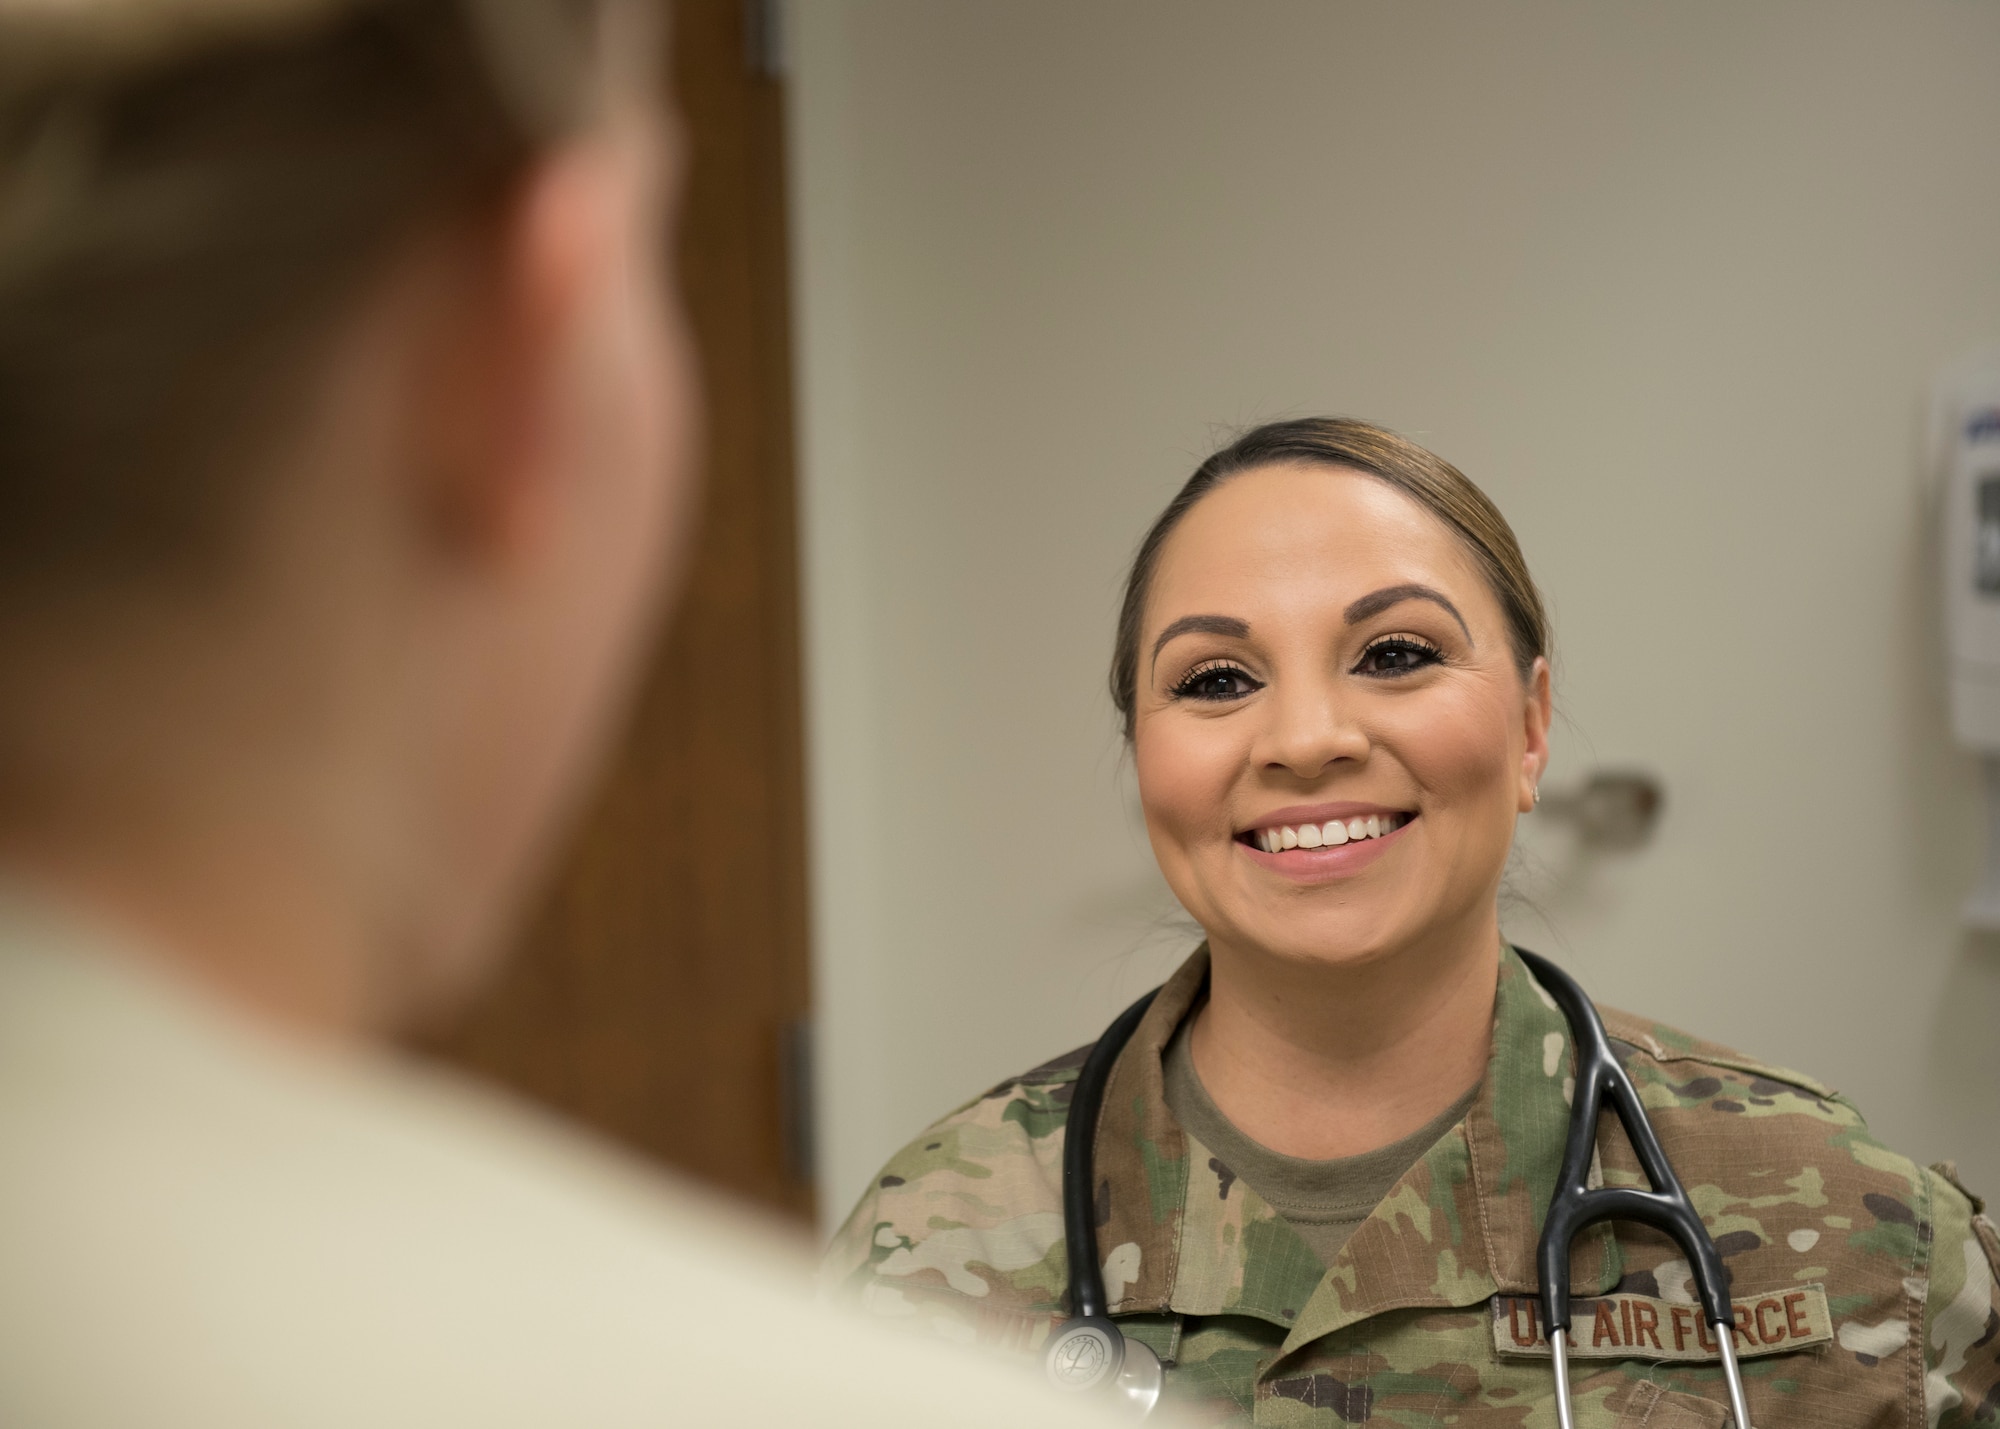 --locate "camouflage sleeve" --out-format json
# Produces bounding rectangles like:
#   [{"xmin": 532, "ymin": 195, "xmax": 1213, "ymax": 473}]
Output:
[
  {"xmin": 816, "ymin": 1080, "xmax": 1075, "ymax": 1354},
  {"xmin": 1922, "ymin": 1163, "xmax": 2000, "ymax": 1428},
  {"xmin": 818, "ymin": 1182, "xmax": 887, "ymax": 1304}
]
